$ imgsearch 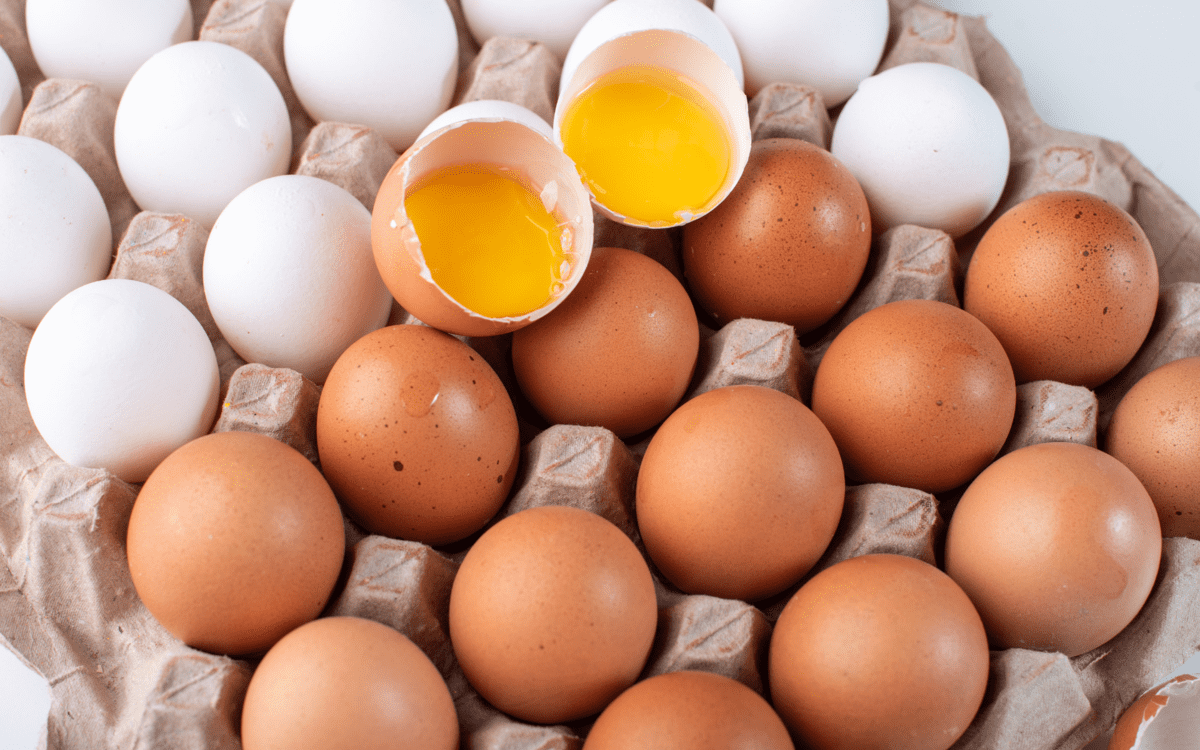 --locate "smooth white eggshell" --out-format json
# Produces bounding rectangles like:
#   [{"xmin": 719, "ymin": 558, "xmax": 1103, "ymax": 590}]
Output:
[
  {"xmin": 25, "ymin": 0, "xmax": 193, "ymax": 101},
  {"xmin": 24, "ymin": 279, "xmax": 220, "ymax": 483},
  {"xmin": 0, "ymin": 45, "xmax": 21, "ymax": 135},
  {"xmin": 204, "ymin": 174, "xmax": 393, "ymax": 383},
  {"xmin": 284, "ymin": 0, "xmax": 458, "ymax": 151},
  {"xmin": 113, "ymin": 40, "xmax": 291, "ymax": 228},
  {"xmin": 560, "ymin": 0, "xmax": 744, "ymax": 94},
  {"xmin": 713, "ymin": 0, "xmax": 889, "ymax": 105},
  {"xmin": 461, "ymin": 0, "xmax": 612, "ymax": 59},
  {"xmin": 0, "ymin": 135, "xmax": 112, "ymax": 329},
  {"xmin": 830, "ymin": 62, "xmax": 1010, "ymax": 238}
]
